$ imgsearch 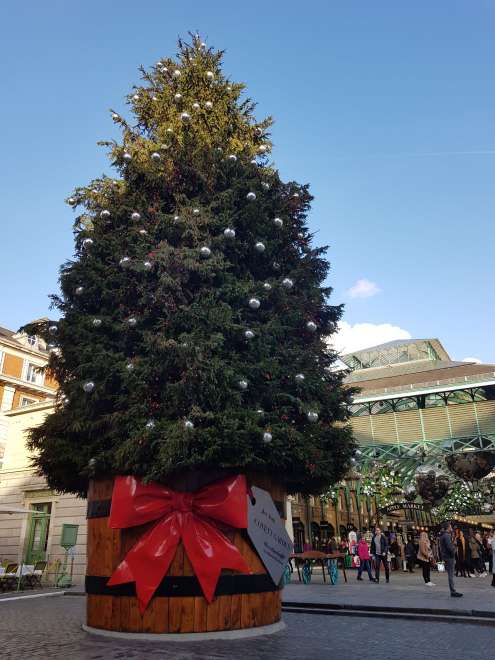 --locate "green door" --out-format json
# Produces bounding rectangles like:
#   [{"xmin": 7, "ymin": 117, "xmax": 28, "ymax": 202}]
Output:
[{"xmin": 25, "ymin": 503, "xmax": 52, "ymax": 563}]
